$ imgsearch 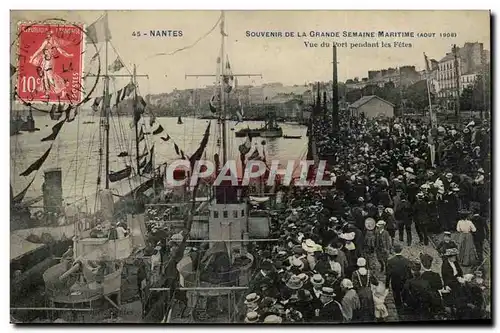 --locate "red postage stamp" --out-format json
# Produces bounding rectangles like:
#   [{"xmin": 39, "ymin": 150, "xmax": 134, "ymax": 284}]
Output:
[{"xmin": 16, "ymin": 23, "xmax": 85, "ymax": 104}]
